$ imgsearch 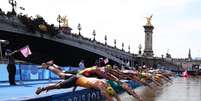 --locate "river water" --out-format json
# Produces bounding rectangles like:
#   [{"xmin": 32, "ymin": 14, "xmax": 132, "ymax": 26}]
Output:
[{"xmin": 120, "ymin": 76, "xmax": 201, "ymax": 101}]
